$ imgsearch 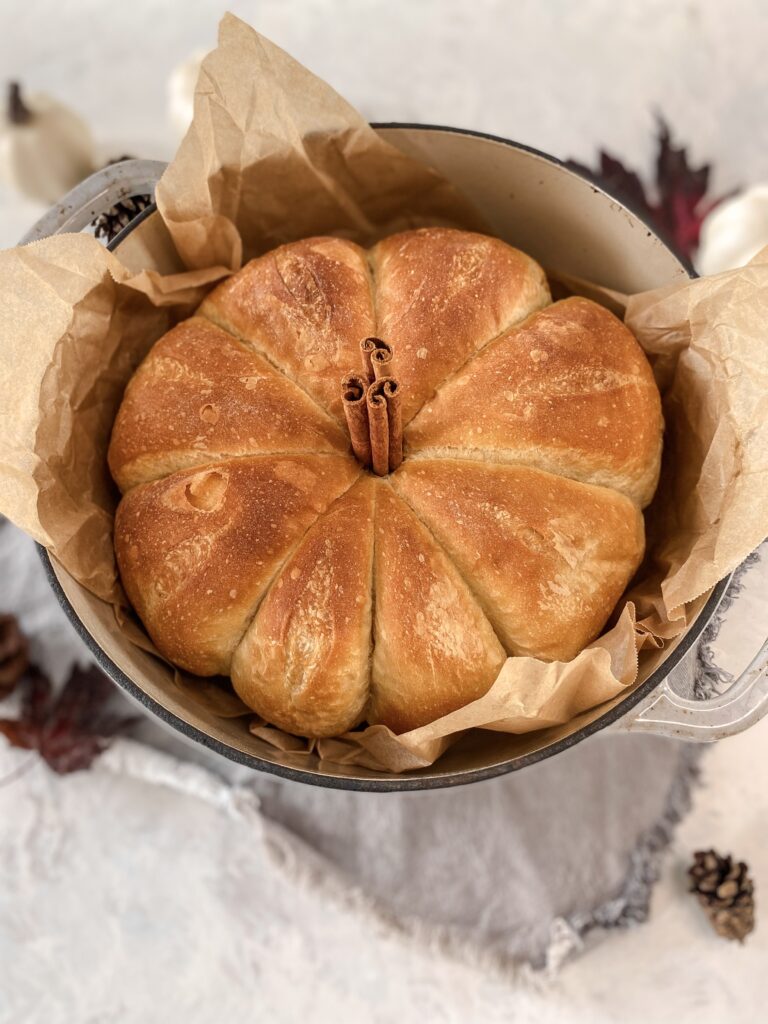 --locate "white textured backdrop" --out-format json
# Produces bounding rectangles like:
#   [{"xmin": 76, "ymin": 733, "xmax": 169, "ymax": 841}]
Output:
[
  {"xmin": 1, "ymin": 0, "xmax": 768, "ymax": 248},
  {"xmin": 1, "ymin": 2, "xmax": 767, "ymax": 1021}
]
